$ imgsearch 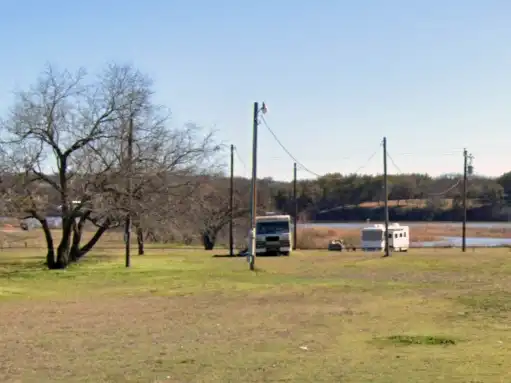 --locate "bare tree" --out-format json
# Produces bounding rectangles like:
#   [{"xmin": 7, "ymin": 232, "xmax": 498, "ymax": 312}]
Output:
[
  {"xmin": 0, "ymin": 63, "xmax": 220, "ymax": 268},
  {"xmin": 133, "ymin": 182, "xmax": 196, "ymax": 253},
  {"xmin": 88, "ymin": 121, "xmax": 221, "ymax": 254},
  {"xmin": 190, "ymin": 176, "xmax": 250, "ymax": 250}
]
